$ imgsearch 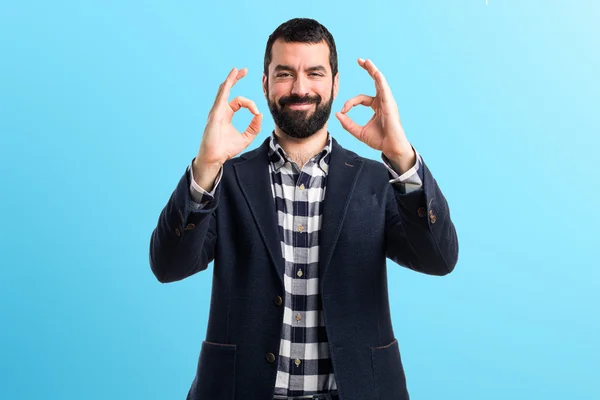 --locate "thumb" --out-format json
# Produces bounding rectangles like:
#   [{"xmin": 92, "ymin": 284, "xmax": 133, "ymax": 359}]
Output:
[{"xmin": 335, "ymin": 112, "xmax": 362, "ymax": 140}]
